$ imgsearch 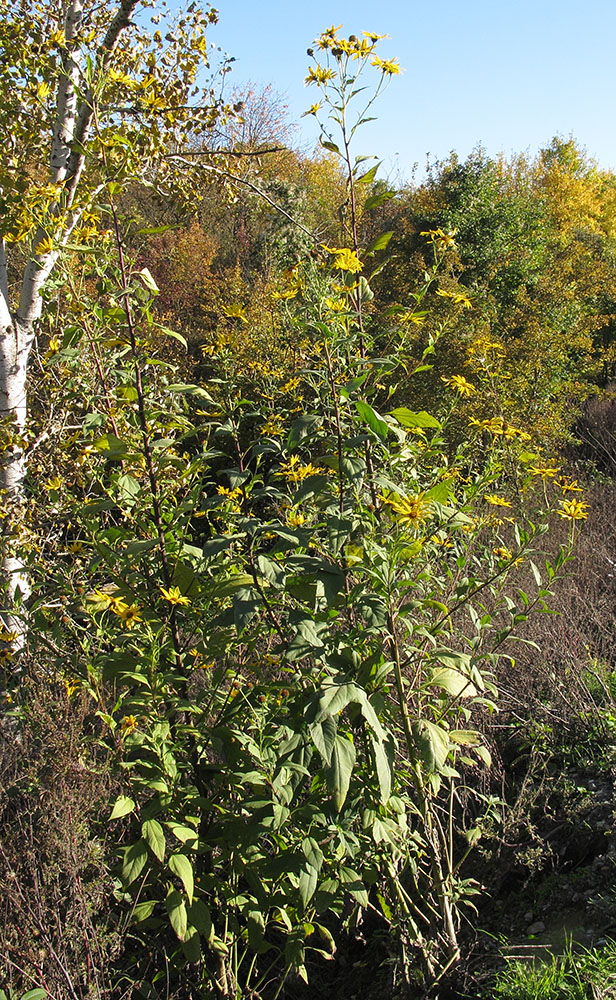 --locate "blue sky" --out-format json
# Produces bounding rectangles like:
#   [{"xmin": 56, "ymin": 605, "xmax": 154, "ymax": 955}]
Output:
[{"xmin": 208, "ymin": 0, "xmax": 616, "ymax": 181}]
